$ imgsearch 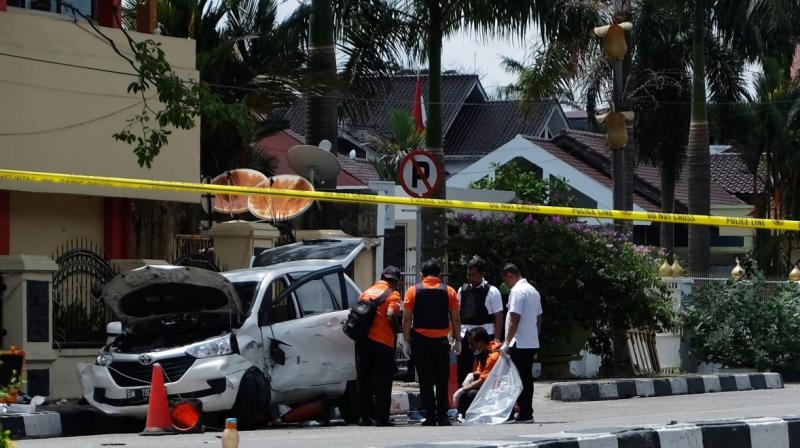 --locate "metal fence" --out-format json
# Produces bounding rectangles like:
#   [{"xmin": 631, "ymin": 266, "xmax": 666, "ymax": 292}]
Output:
[
  {"xmin": 172, "ymin": 234, "xmax": 213, "ymax": 261},
  {"xmin": 51, "ymin": 239, "xmax": 117, "ymax": 348}
]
